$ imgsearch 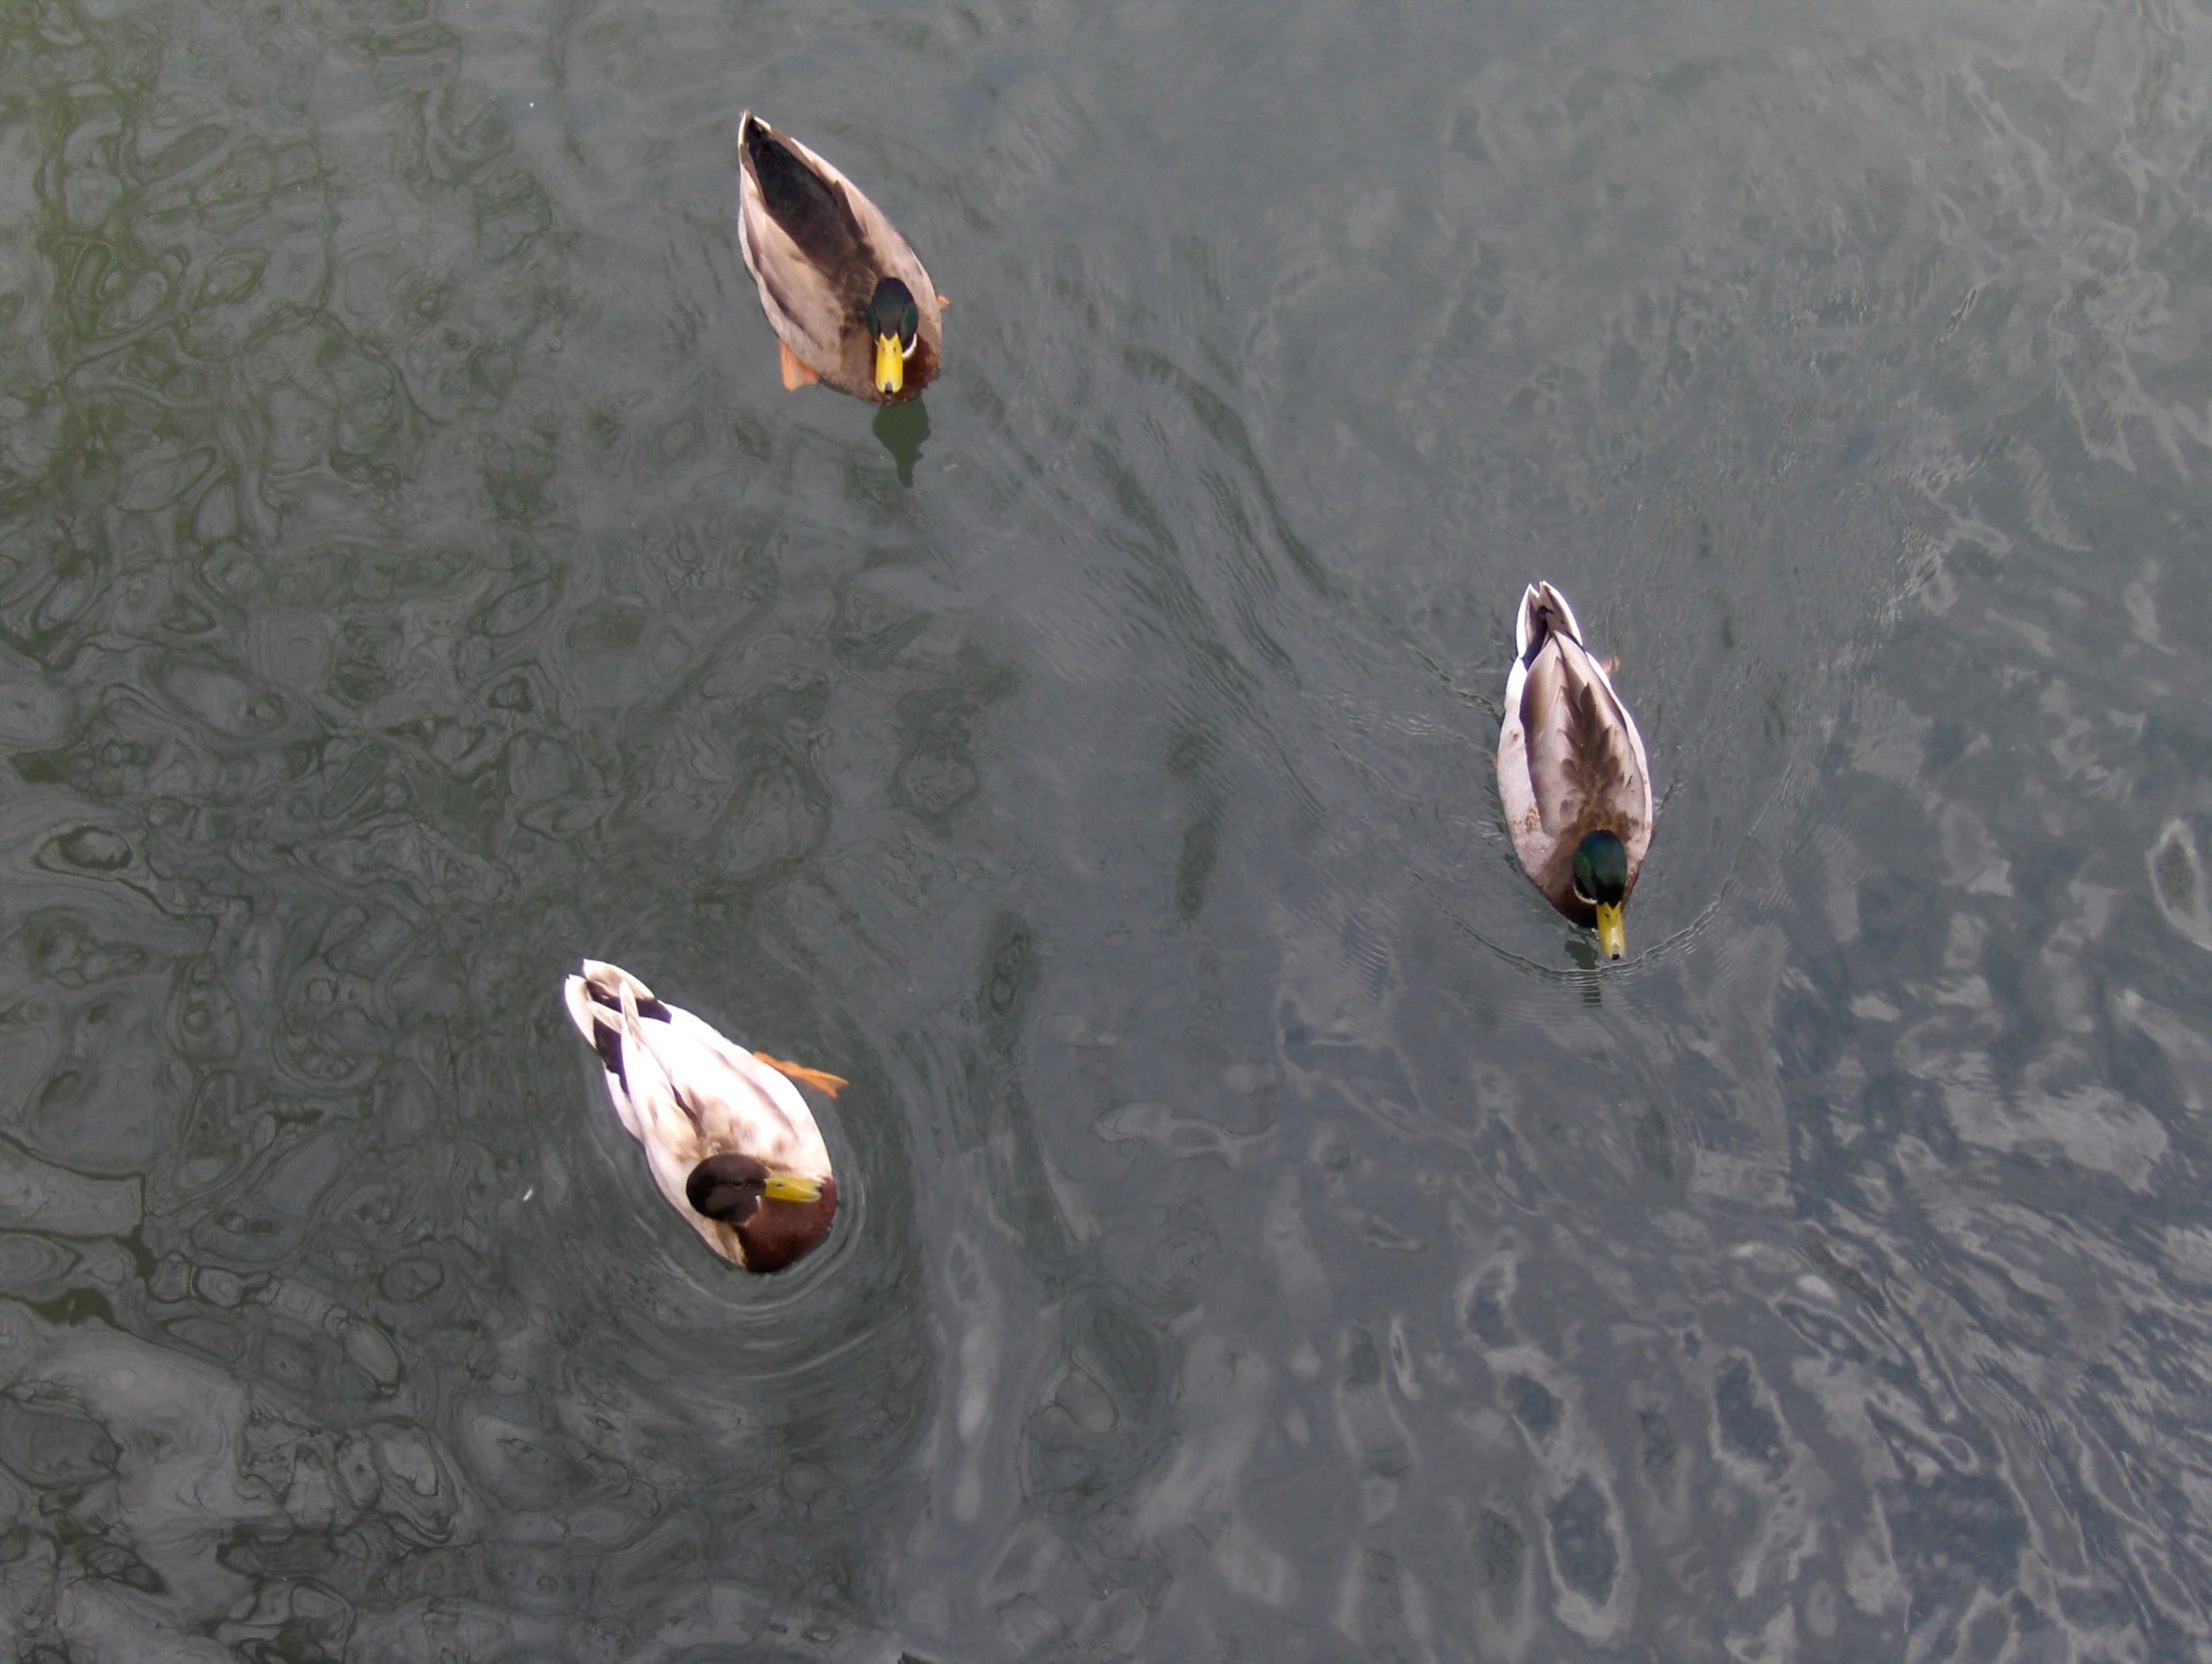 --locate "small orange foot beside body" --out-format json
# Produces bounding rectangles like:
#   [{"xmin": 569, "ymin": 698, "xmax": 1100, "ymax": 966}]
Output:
[
  {"xmin": 754, "ymin": 1051, "xmax": 848, "ymax": 1096},
  {"xmin": 780, "ymin": 341, "xmax": 820, "ymax": 391}
]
